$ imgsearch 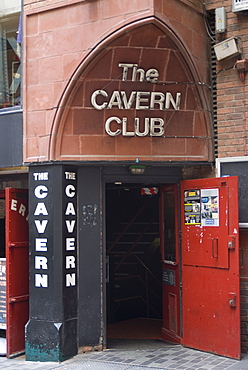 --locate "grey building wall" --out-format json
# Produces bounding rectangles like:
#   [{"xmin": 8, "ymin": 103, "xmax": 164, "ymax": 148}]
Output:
[{"xmin": 0, "ymin": 111, "xmax": 23, "ymax": 167}]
